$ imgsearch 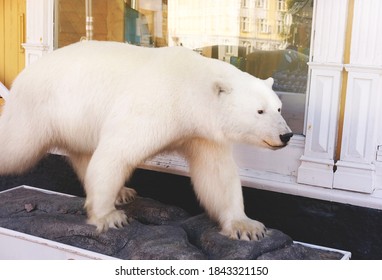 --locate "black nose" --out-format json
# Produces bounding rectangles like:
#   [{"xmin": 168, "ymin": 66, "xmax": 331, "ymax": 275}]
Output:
[{"xmin": 280, "ymin": 133, "xmax": 293, "ymax": 144}]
